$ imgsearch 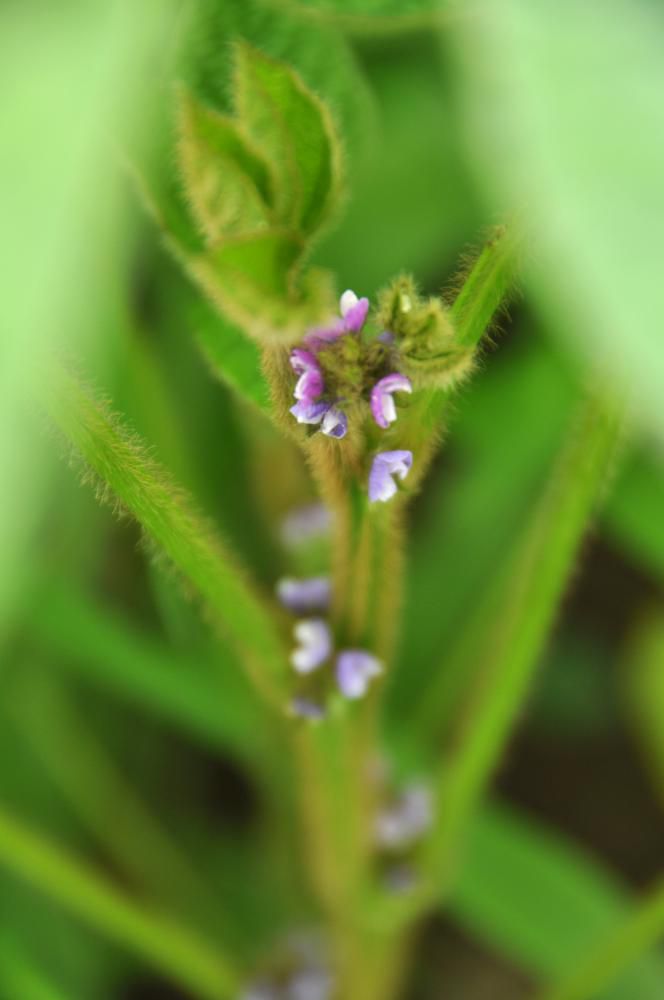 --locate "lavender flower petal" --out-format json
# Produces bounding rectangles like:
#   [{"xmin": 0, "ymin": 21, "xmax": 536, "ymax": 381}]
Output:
[
  {"xmin": 320, "ymin": 406, "xmax": 348, "ymax": 439},
  {"xmin": 291, "ymin": 619, "xmax": 332, "ymax": 674},
  {"xmin": 302, "ymin": 322, "xmax": 345, "ymax": 350},
  {"xmin": 290, "ymin": 697, "xmax": 326, "ymax": 721},
  {"xmin": 336, "ymin": 649, "xmax": 382, "ymax": 699},
  {"xmin": 370, "ymin": 373, "xmax": 412, "ymax": 429},
  {"xmin": 276, "ymin": 576, "xmax": 331, "ymax": 613},
  {"xmin": 368, "ymin": 450, "xmax": 413, "ymax": 503},
  {"xmin": 288, "ymin": 968, "xmax": 333, "ymax": 1000},
  {"xmin": 290, "ymin": 349, "xmax": 324, "ymax": 403},
  {"xmin": 239, "ymin": 984, "xmax": 278, "ymax": 1000},
  {"xmin": 383, "ymin": 864, "xmax": 417, "ymax": 895},
  {"xmin": 280, "ymin": 504, "xmax": 332, "ymax": 547},
  {"xmin": 290, "ymin": 348, "xmax": 319, "ymax": 374},
  {"xmin": 375, "ymin": 784, "xmax": 432, "ymax": 849},
  {"xmin": 290, "ymin": 400, "xmax": 329, "ymax": 425},
  {"xmin": 339, "ymin": 289, "xmax": 369, "ymax": 332},
  {"xmin": 294, "ymin": 368, "xmax": 324, "ymax": 403}
]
